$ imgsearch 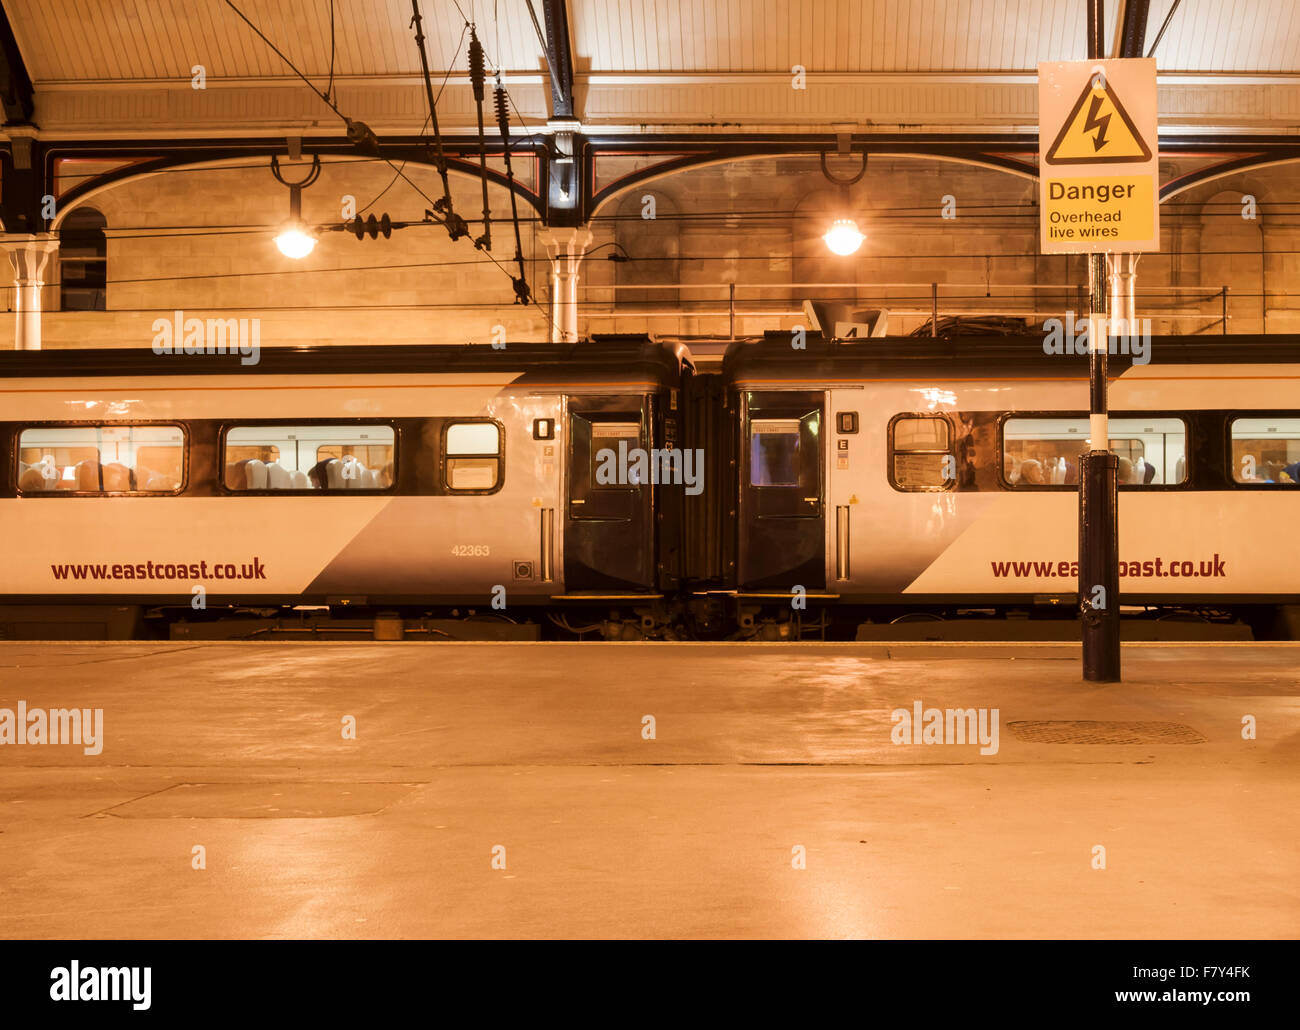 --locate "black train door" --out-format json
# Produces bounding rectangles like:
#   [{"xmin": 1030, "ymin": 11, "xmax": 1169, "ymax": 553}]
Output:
[
  {"xmin": 738, "ymin": 390, "xmax": 825, "ymax": 590},
  {"xmin": 564, "ymin": 395, "xmax": 655, "ymax": 591}
]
